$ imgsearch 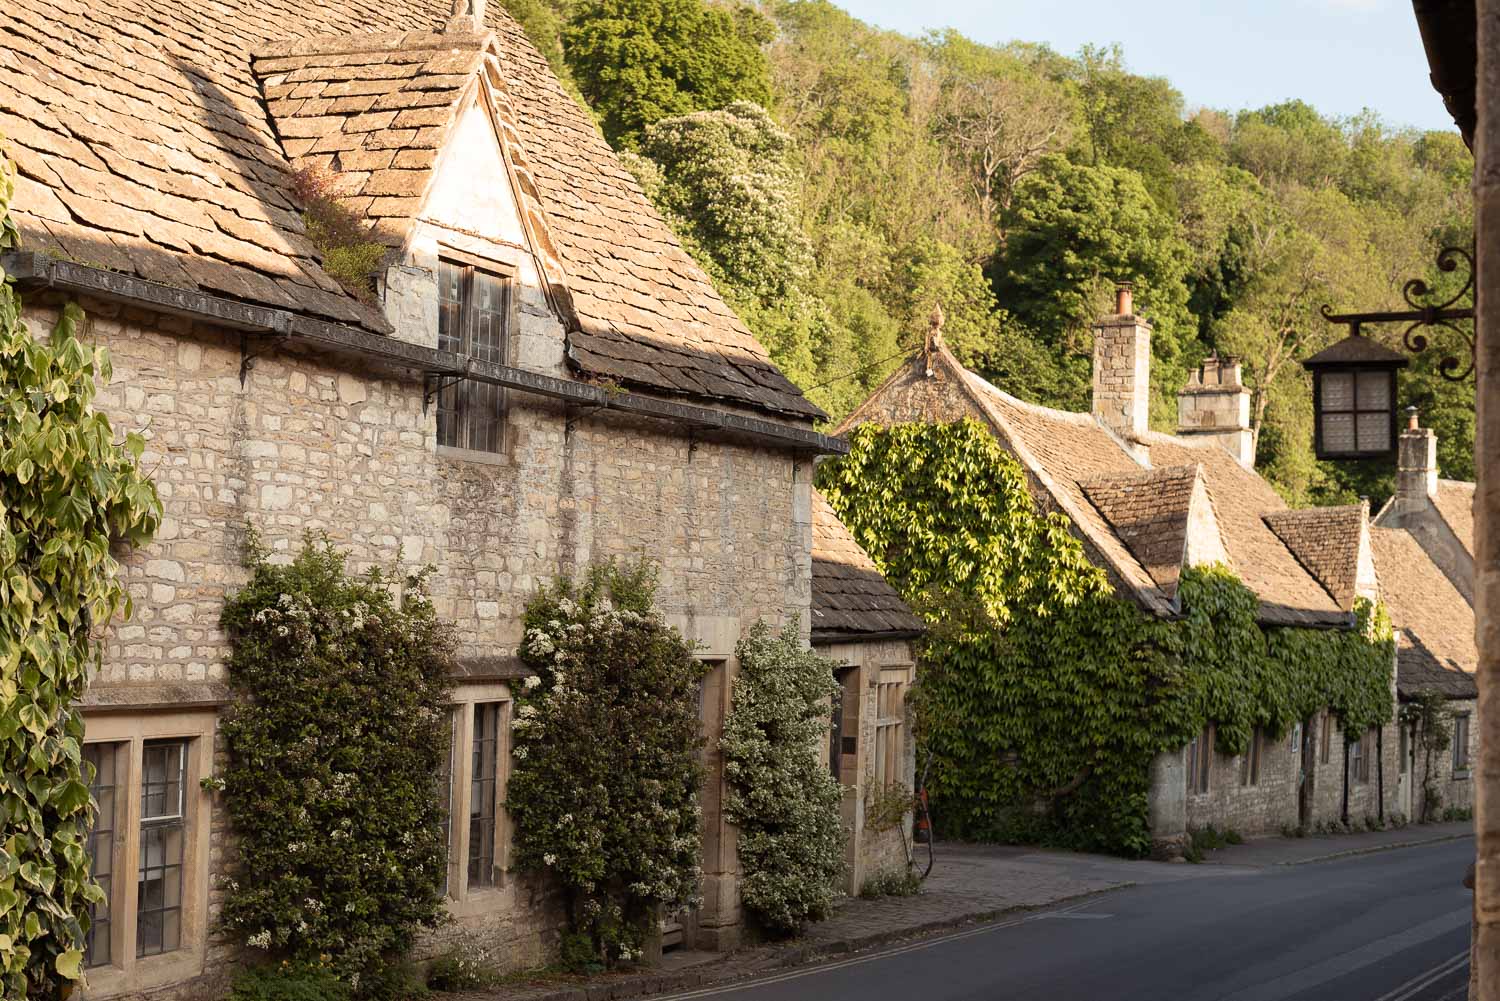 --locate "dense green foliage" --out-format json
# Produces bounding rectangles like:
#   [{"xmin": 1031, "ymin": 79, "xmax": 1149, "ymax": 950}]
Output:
[
  {"xmin": 563, "ymin": 0, "xmax": 772, "ymax": 148},
  {"xmin": 818, "ymin": 422, "xmax": 1394, "ymax": 855},
  {"xmin": 228, "ymin": 960, "xmax": 354, "ymax": 1001},
  {"xmin": 218, "ymin": 538, "xmax": 454, "ymax": 990},
  {"xmin": 720, "ymin": 621, "xmax": 844, "ymax": 935},
  {"xmin": 507, "ymin": 562, "xmax": 705, "ymax": 966},
  {"xmin": 0, "ymin": 159, "xmax": 161, "ymax": 997},
  {"xmin": 505, "ymin": 0, "xmax": 1473, "ymax": 506}
]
